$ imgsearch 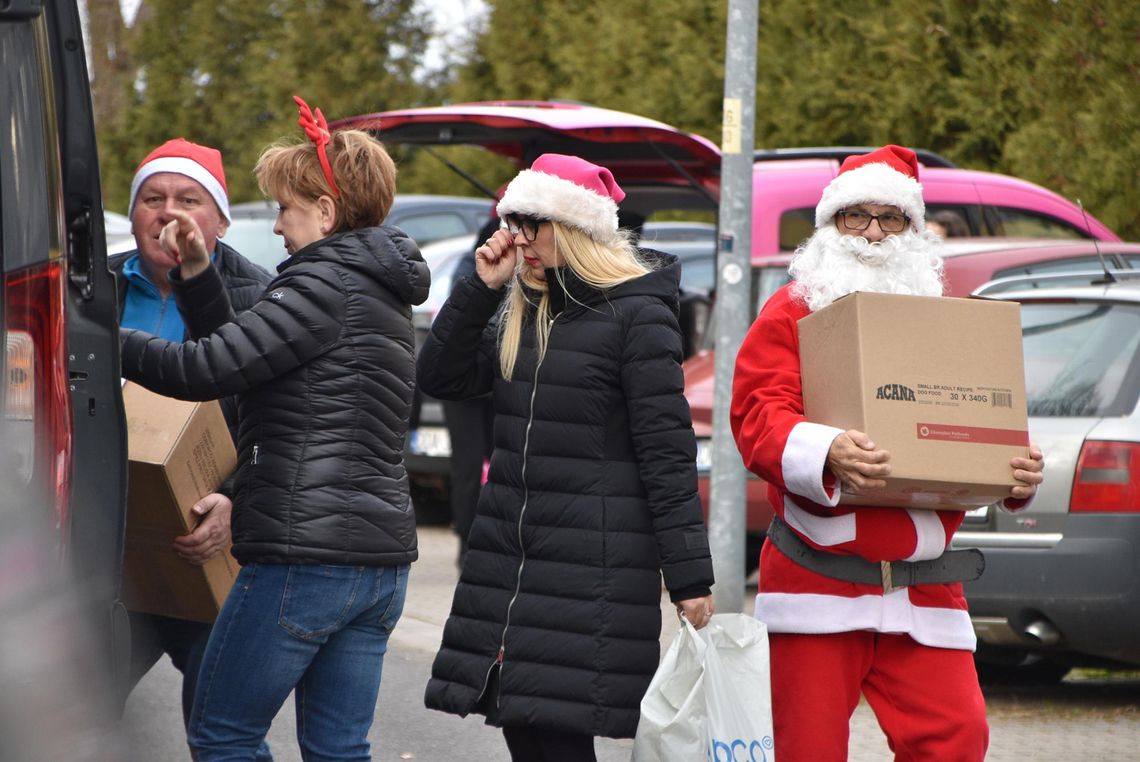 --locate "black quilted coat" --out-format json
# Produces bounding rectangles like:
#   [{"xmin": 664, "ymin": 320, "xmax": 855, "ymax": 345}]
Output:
[
  {"xmin": 419, "ymin": 253, "xmax": 714, "ymax": 739},
  {"xmin": 119, "ymin": 226, "xmax": 430, "ymax": 566}
]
